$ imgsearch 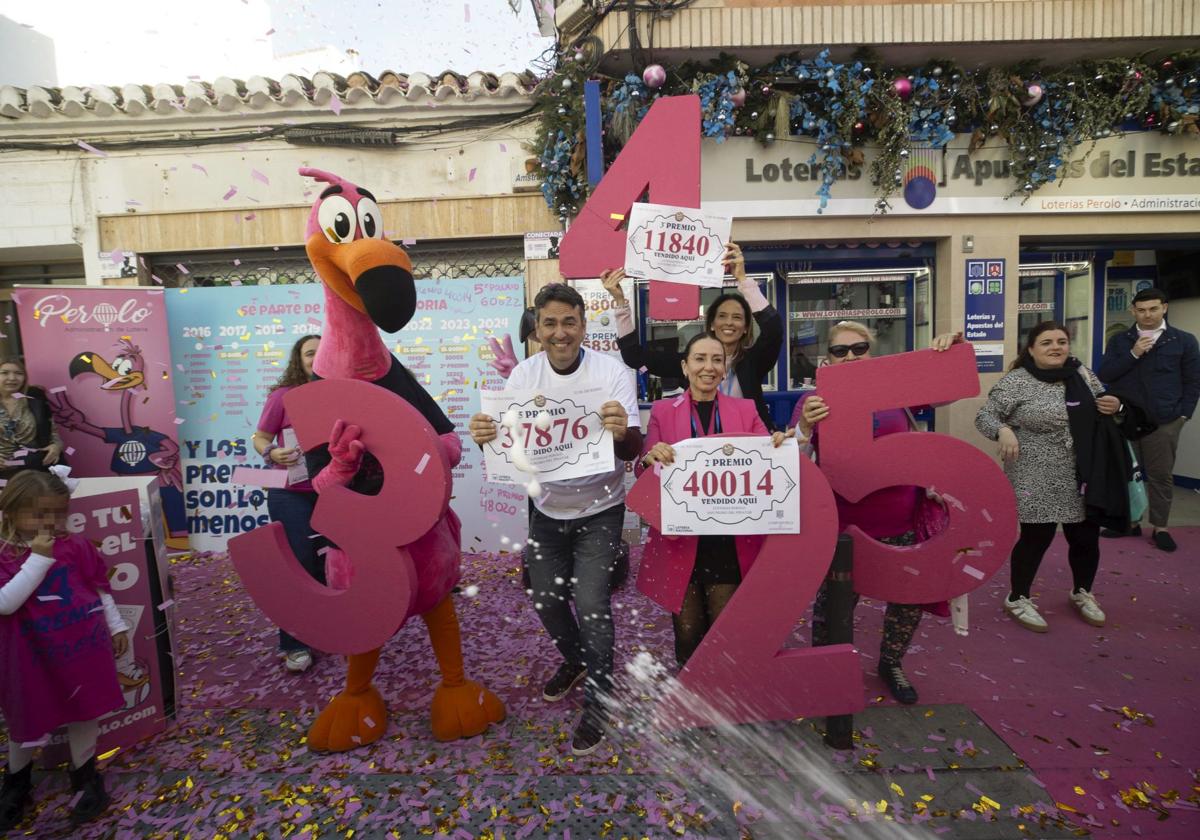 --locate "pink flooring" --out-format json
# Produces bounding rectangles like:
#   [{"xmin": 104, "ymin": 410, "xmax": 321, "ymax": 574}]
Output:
[
  {"xmin": 162, "ymin": 527, "xmax": 1200, "ymax": 838},
  {"xmin": 884, "ymin": 527, "xmax": 1200, "ymax": 838}
]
